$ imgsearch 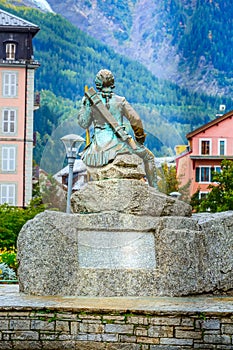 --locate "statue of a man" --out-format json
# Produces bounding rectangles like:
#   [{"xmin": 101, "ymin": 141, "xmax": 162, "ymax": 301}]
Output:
[{"xmin": 77, "ymin": 69, "xmax": 158, "ymax": 188}]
